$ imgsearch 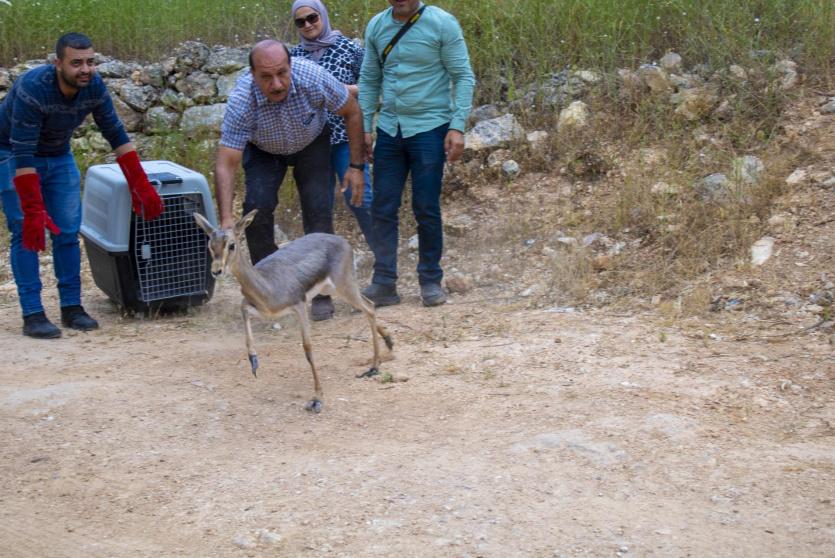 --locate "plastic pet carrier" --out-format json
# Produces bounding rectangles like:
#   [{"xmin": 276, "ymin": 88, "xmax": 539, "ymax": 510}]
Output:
[{"xmin": 80, "ymin": 160, "xmax": 218, "ymax": 313}]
